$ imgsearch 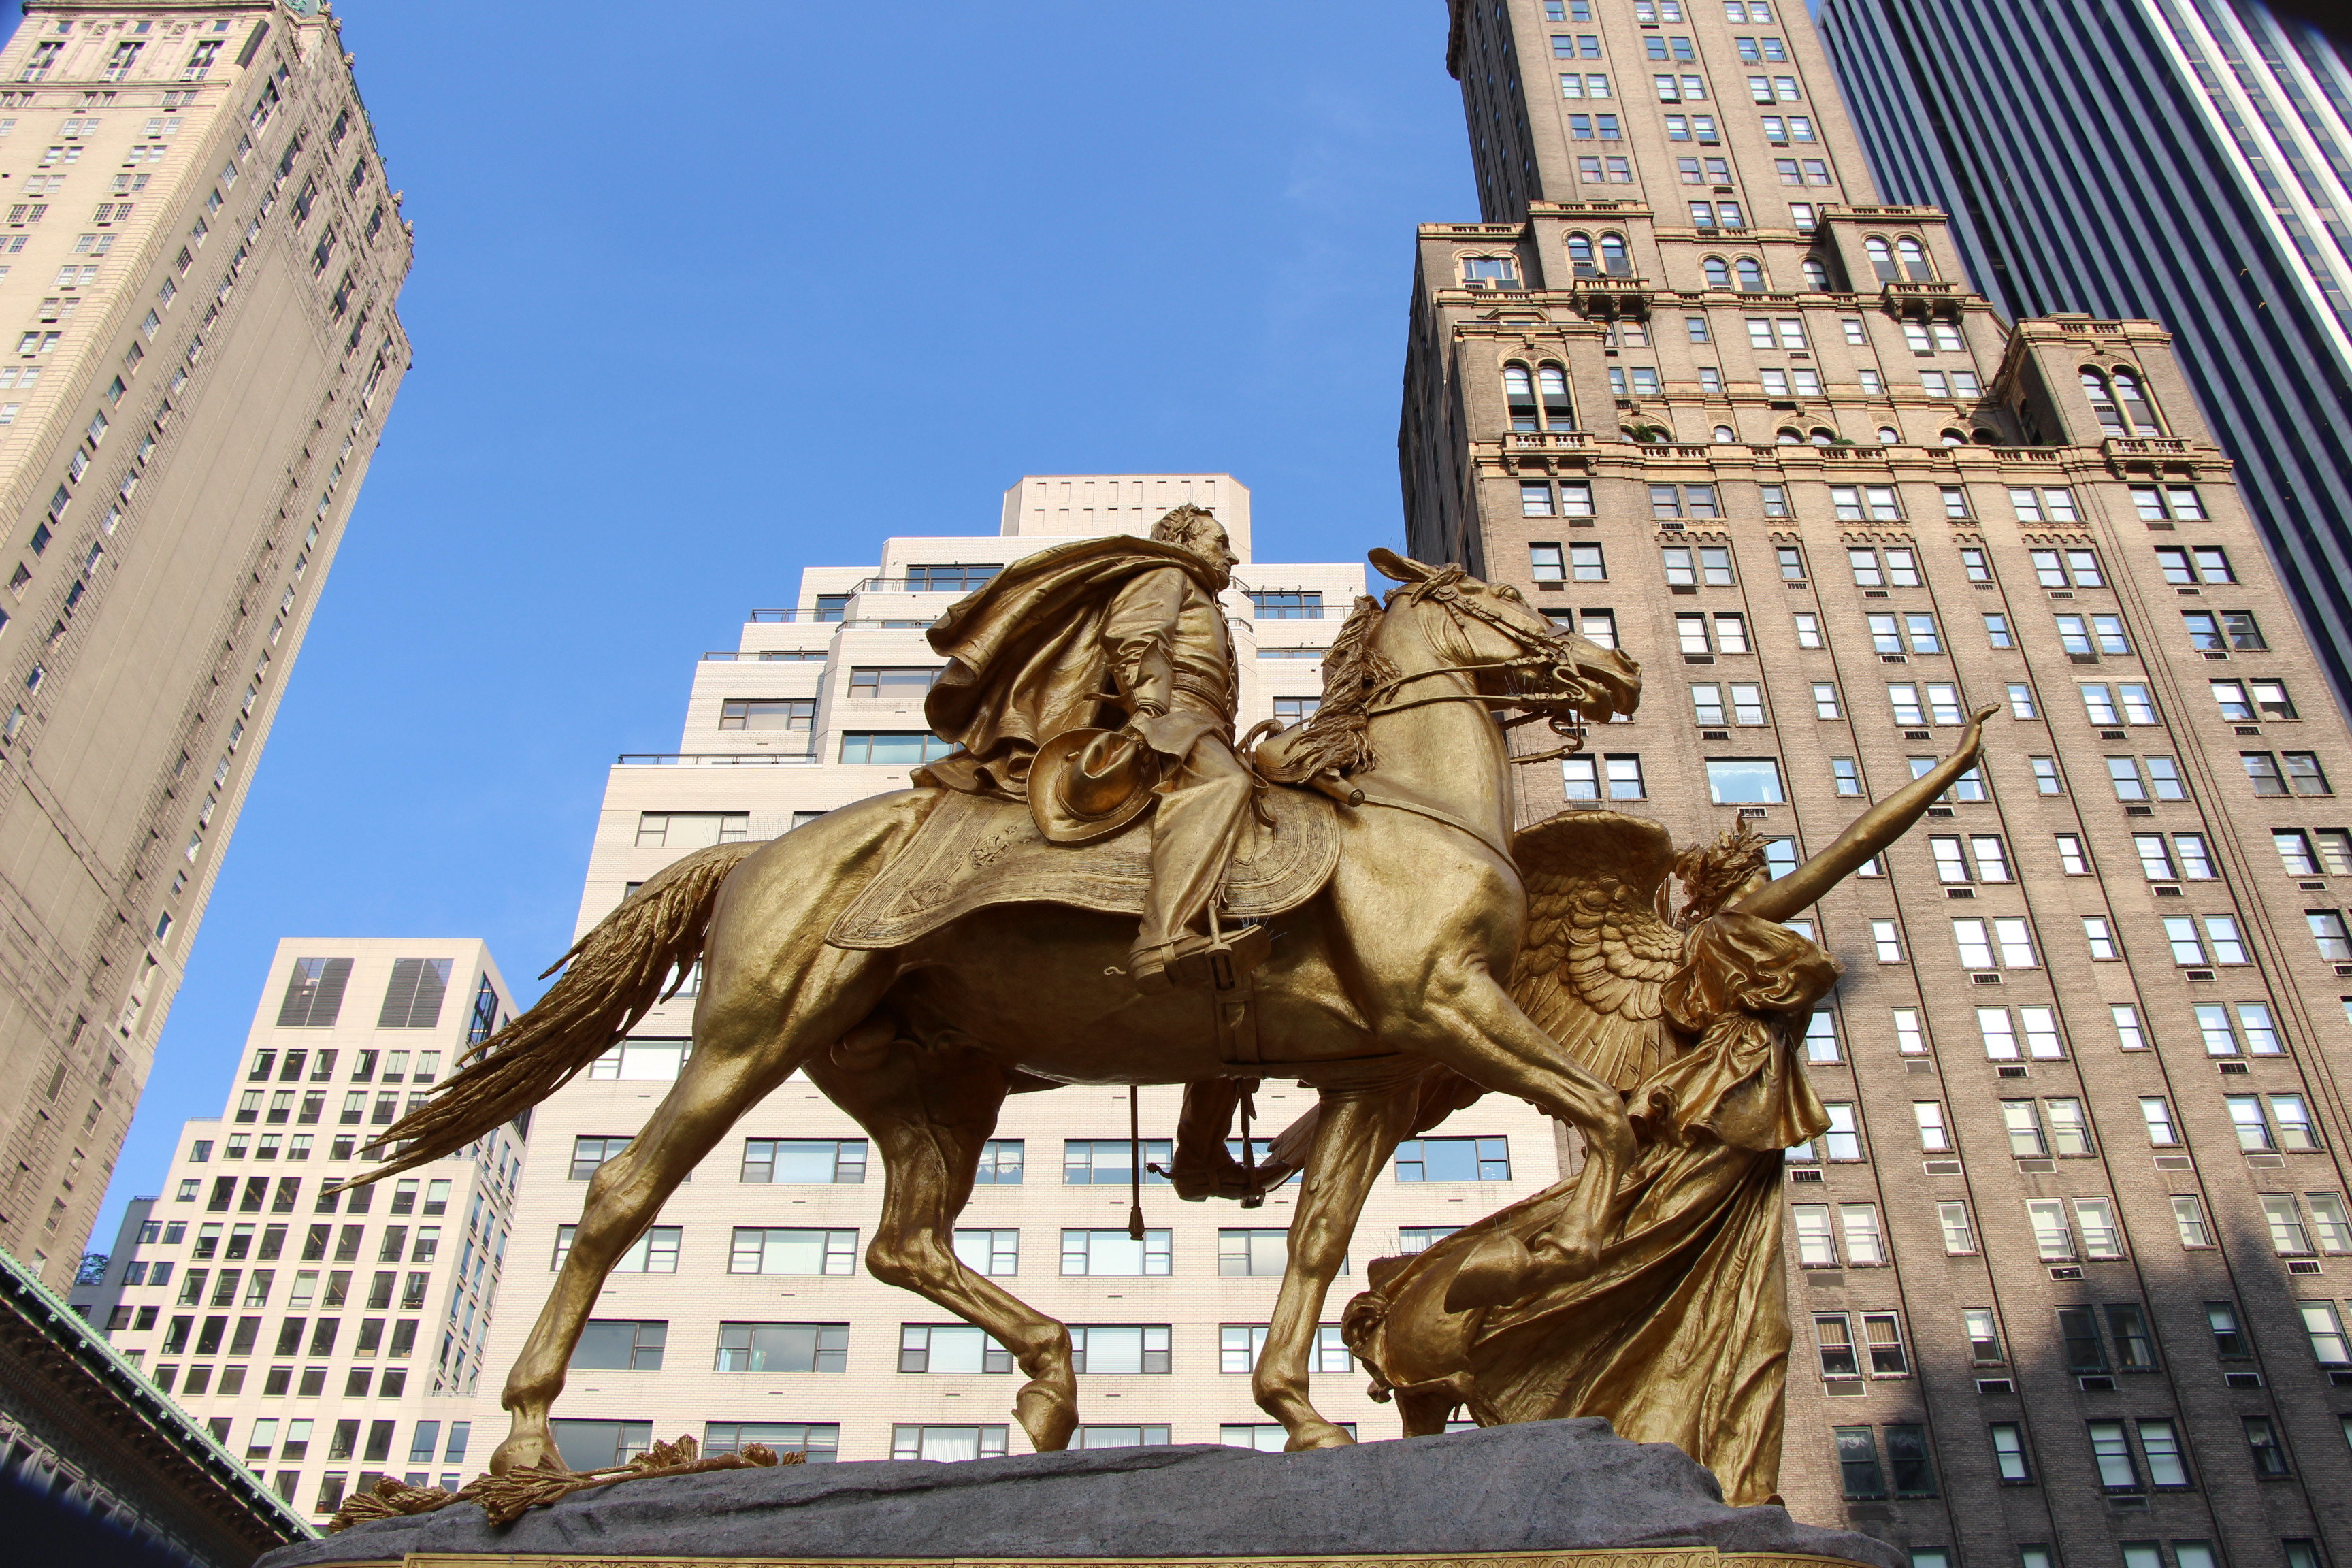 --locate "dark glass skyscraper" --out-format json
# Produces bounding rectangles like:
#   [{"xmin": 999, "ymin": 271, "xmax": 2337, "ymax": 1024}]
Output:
[{"xmin": 1815, "ymin": 0, "xmax": 2352, "ymax": 719}]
